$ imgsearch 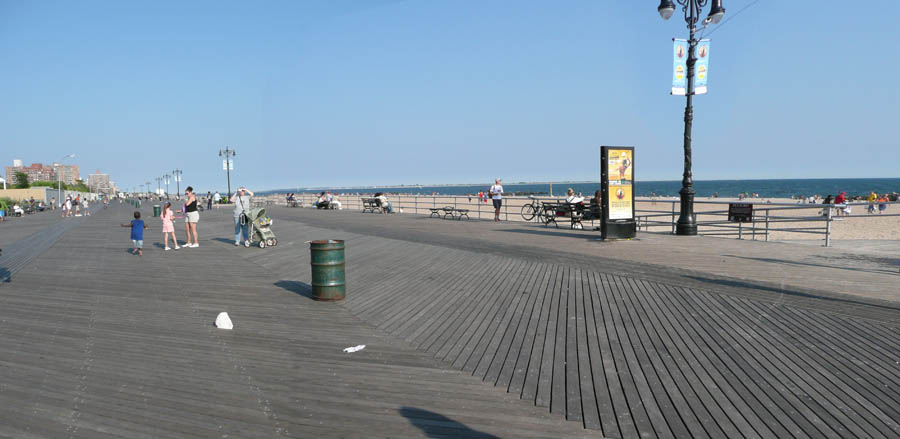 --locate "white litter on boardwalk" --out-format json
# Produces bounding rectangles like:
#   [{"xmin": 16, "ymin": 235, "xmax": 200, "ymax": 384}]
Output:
[
  {"xmin": 343, "ymin": 344, "xmax": 365, "ymax": 353},
  {"xmin": 215, "ymin": 312, "xmax": 233, "ymax": 330}
]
